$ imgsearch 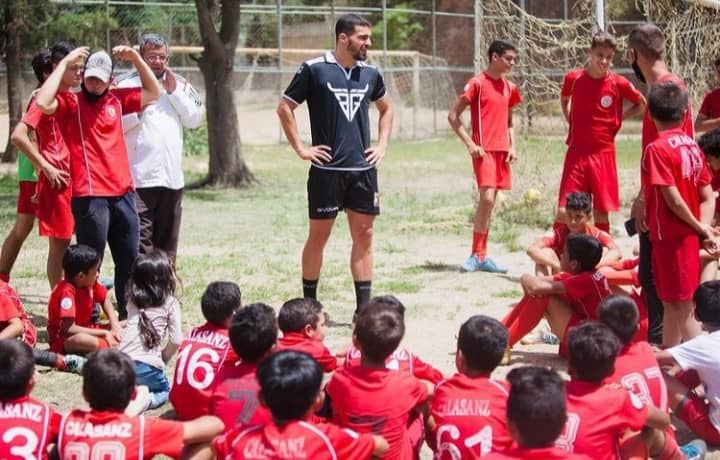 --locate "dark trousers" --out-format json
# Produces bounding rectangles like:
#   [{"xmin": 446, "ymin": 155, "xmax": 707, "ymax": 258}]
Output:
[
  {"xmin": 71, "ymin": 192, "xmax": 139, "ymax": 317},
  {"xmin": 639, "ymin": 231, "xmax": 664, "ymax": 344},
  {"xmin": 136, "ymin": 187, "xmax": 183, "ymax": 262}
]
